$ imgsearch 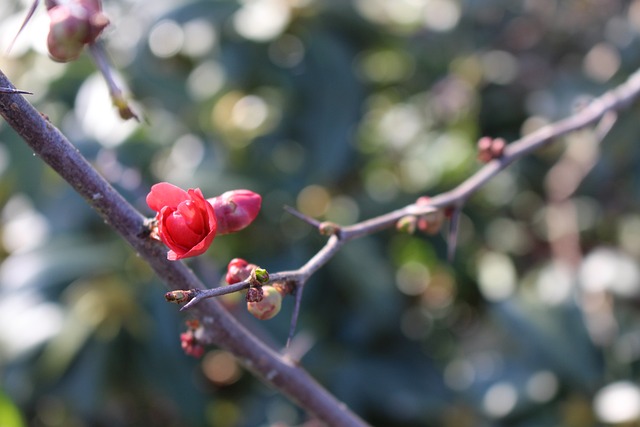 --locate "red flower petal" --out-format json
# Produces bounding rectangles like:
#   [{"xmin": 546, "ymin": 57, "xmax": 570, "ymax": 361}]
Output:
[{"xmin": 146, "ymin": 182, "xmax": 189, "ymax": 213}]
